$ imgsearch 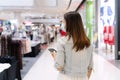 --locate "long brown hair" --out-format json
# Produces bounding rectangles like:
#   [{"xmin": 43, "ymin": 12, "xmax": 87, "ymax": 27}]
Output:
[{"xmin": 64, "ymin": 11, "xmax": 90, "ymax": 52}]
